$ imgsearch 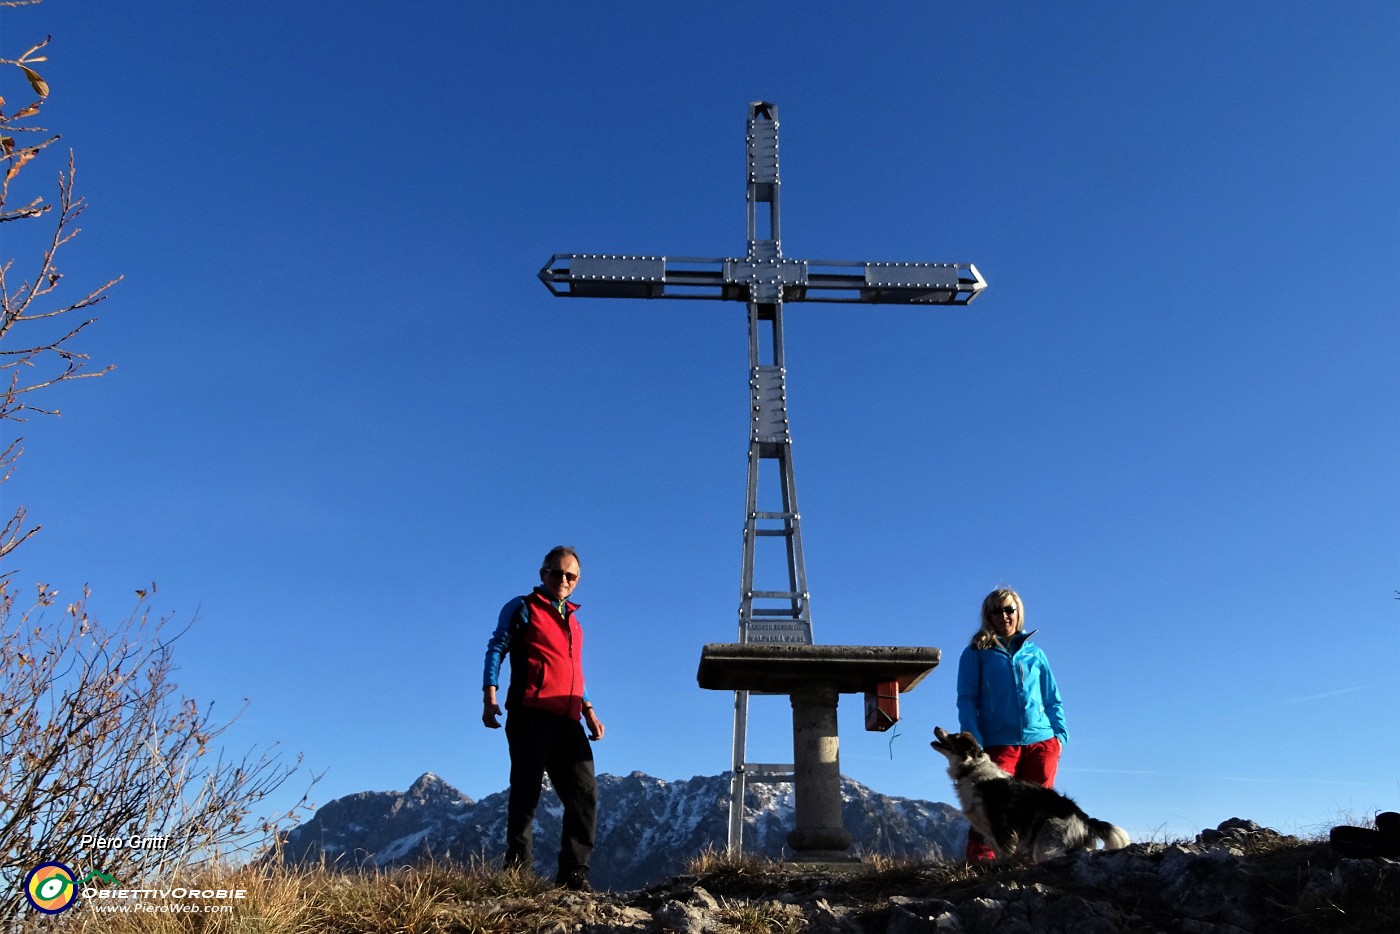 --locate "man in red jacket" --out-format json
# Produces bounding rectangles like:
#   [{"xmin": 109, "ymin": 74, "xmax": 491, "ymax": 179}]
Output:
[{"xmin": 482, "ymin": 546, "xmax": 605, "ymax": 892}]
